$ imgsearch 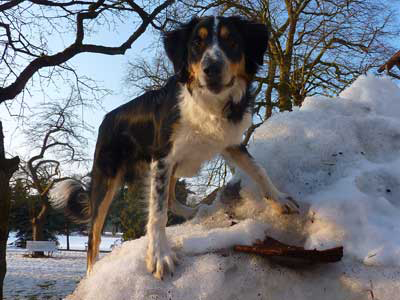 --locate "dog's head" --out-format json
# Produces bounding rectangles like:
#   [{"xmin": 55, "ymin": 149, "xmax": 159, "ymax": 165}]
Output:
[{"xmin": 164, "ymin": 16, "xmax": 268, "ymax": 95}]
